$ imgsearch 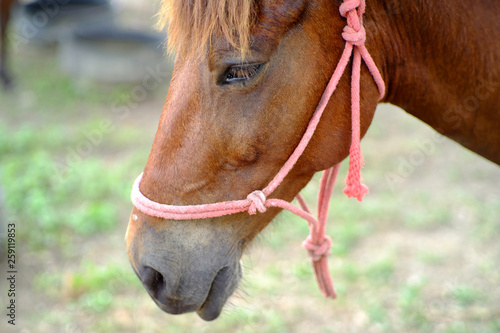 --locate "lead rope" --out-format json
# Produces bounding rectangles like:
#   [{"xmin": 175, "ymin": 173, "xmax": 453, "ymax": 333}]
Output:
[{"xmin": 131, "ymin": 0, "xmax": 385, "ymax": 299}]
